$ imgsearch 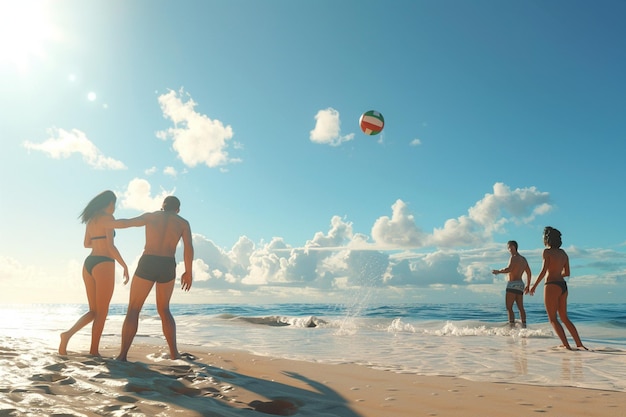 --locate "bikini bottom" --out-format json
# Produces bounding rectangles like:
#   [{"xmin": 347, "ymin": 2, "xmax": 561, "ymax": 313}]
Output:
[{"xmin": 545, "ymin": 280, "xmax": 568, "ymax": 295}]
